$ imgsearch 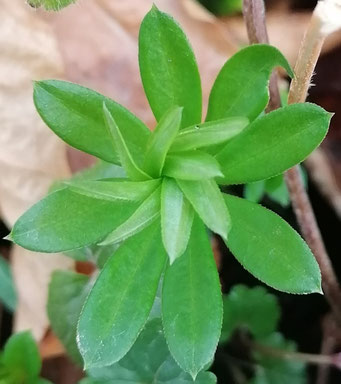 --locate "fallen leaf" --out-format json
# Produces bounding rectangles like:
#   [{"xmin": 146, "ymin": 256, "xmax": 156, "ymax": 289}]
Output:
[{"xmin": 0, "ymin": 0, "xmax": 74, "ymax": 341}]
